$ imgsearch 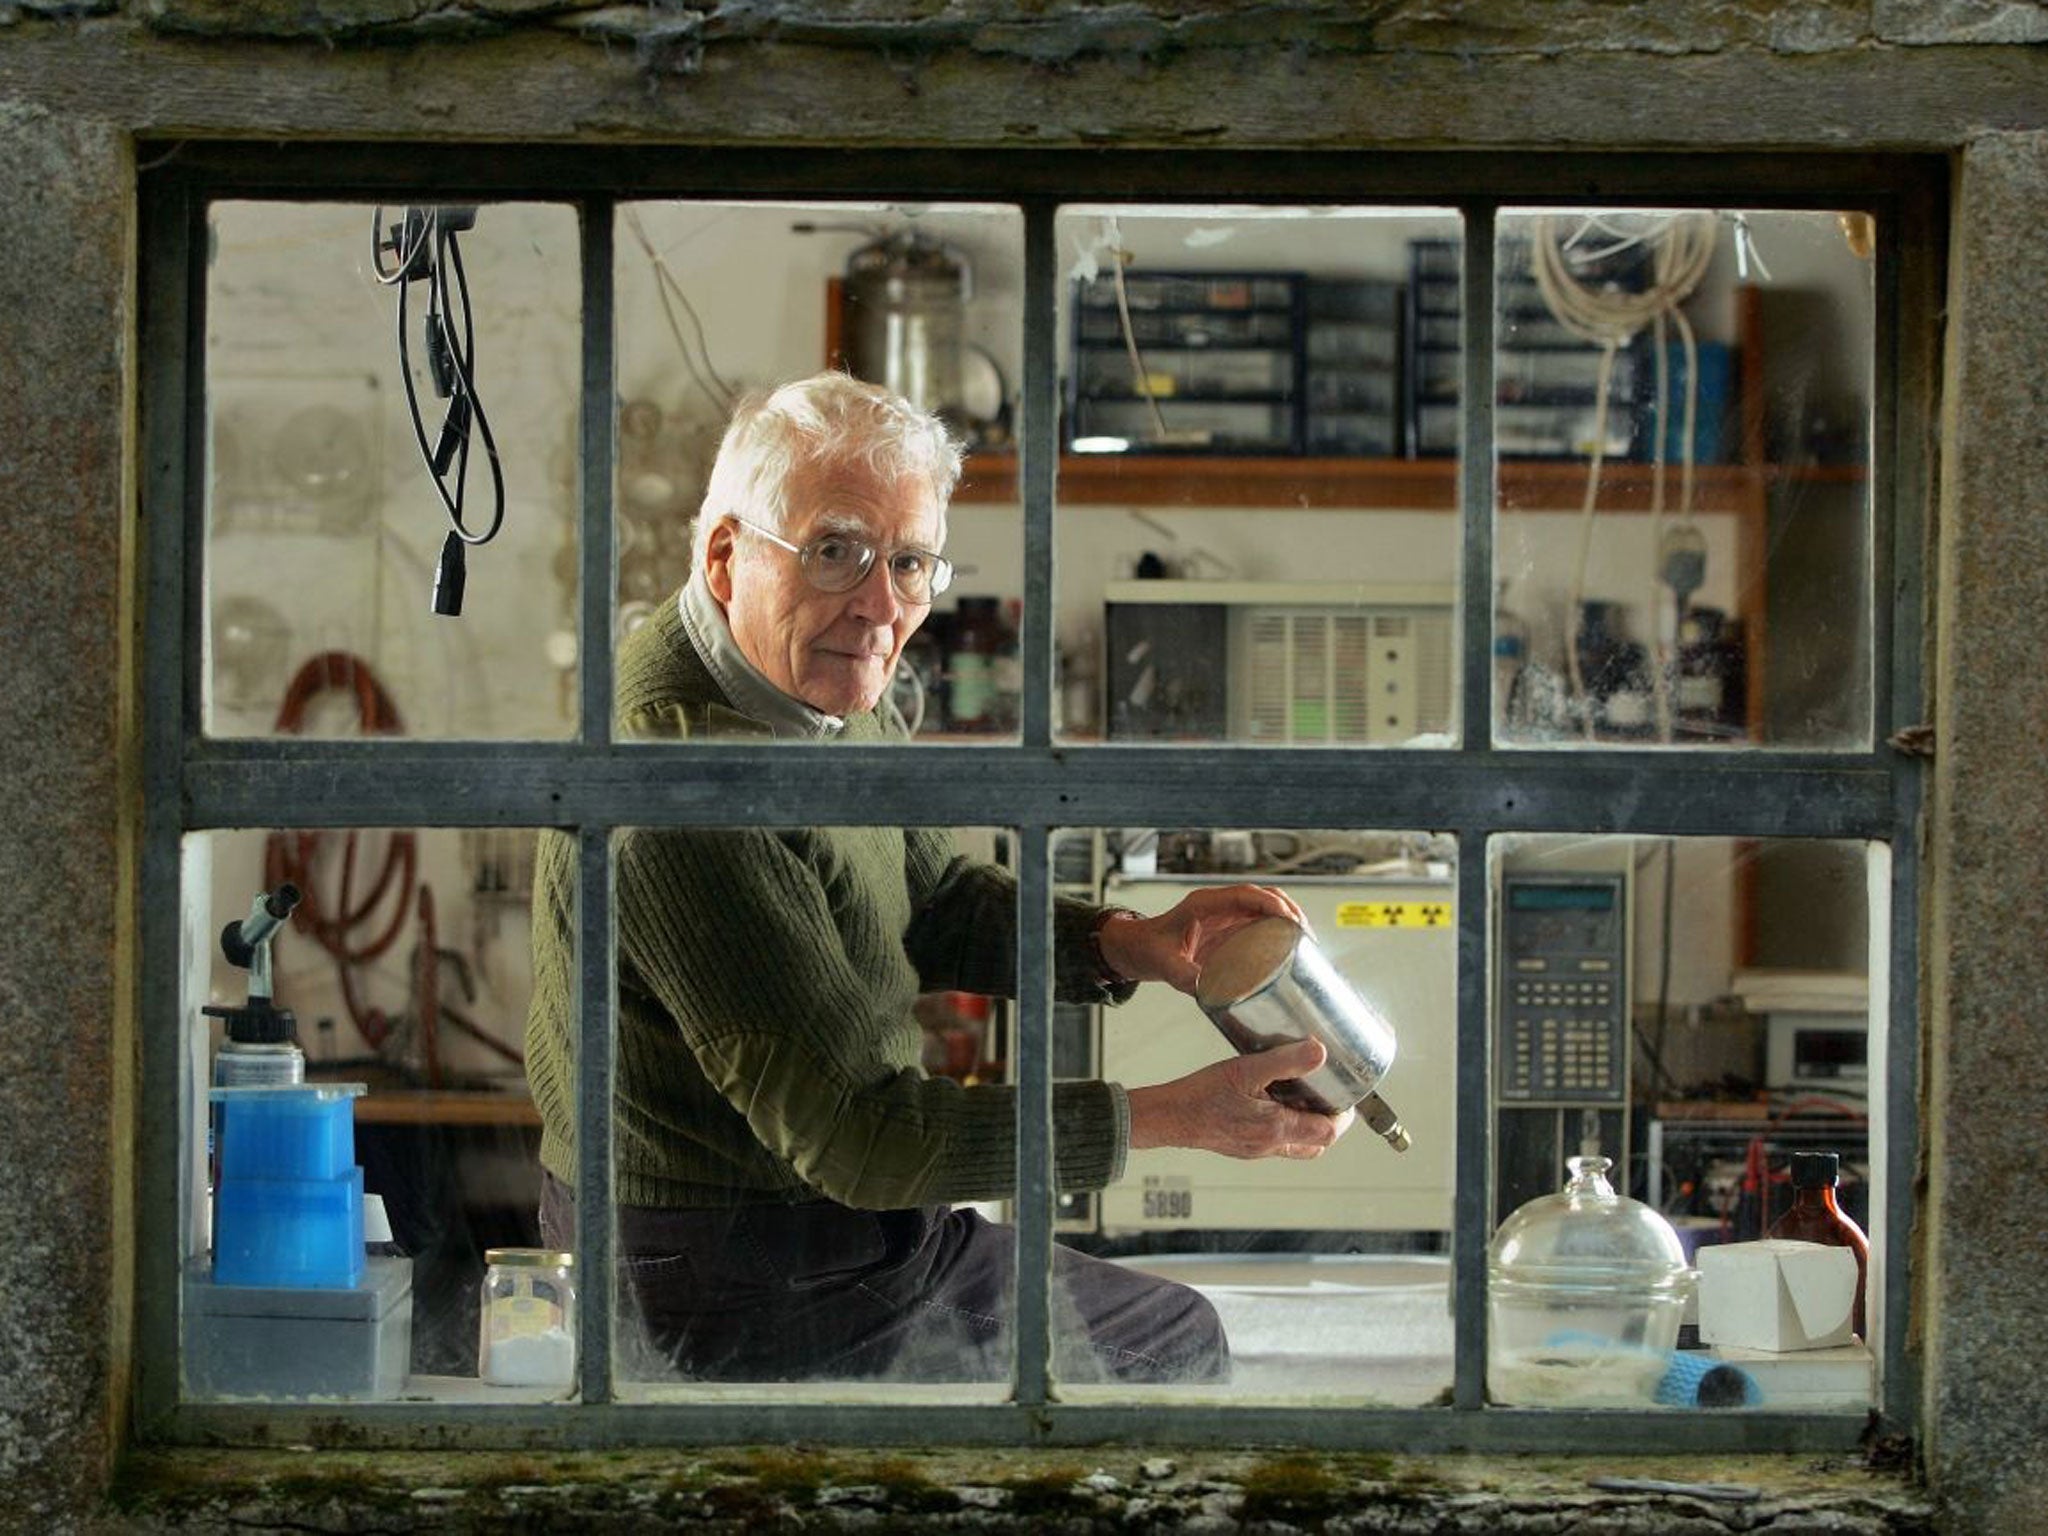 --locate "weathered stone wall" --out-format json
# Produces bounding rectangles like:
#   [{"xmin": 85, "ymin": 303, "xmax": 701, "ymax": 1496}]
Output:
[
  {"xmin": 104, "ymin": 1445, "xmax": 1938, "ymax": 1533},
  {"xmin": 1926, "ymin": 128, "xmax": 2048, "ymax": 1536},
  {"xmin": 0, "ymin": 101, "xmax": 131, "ymax": 1533},
  {"xmin": 1, "ymin": 5, "xmax": 2044, "ymax": 1533},
  {"xmin": 0, "ymin": 4, "xmax": 2045, "ymax": 148}
]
